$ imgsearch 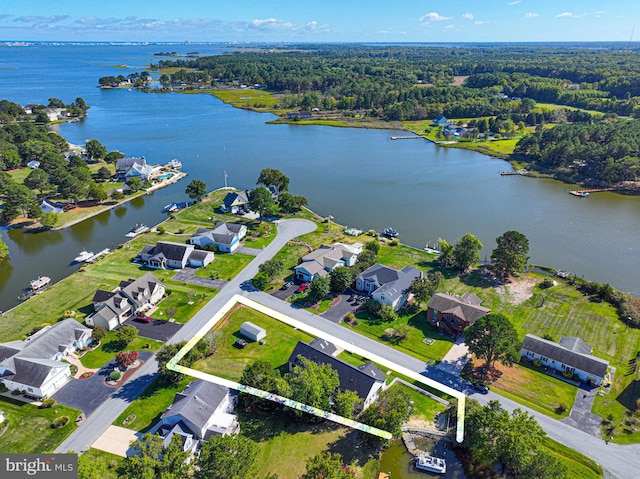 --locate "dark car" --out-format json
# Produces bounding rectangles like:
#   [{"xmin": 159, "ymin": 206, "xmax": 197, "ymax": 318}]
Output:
[
  {"xmin": 234, "ymin": 339, "xmax": 248, "ymax": 349},
  {"xmin": 472, "ymin": 382, "xmax": 490, "ymax": 394},
  {"xmin": 281, "ymin": 281, "xmax": 294, "ymax": 290}
]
